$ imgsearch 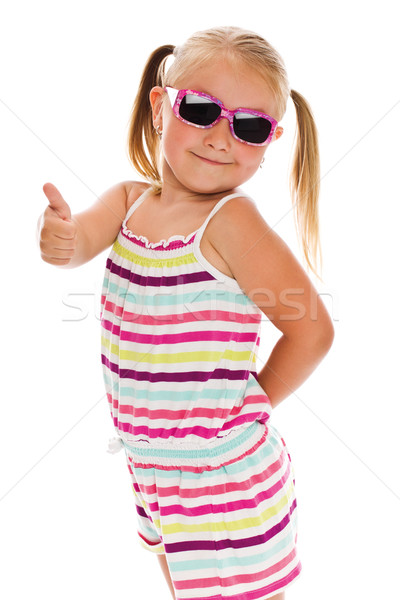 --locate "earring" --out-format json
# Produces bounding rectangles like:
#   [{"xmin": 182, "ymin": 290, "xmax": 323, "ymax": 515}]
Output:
[
  {"xmin": 259, "ymin": 157, "xmax": 265, "ymax": 169},
  {"xmin": 155, "ymin": 125, "xmax": 162, "ymax": 140}
]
